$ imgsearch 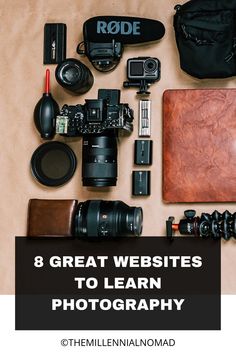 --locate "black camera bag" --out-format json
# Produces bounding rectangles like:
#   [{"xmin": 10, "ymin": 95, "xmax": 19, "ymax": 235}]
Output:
[{"xmin": 174, "ymin": 0, "xmax": 236, "ymax": 78}]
